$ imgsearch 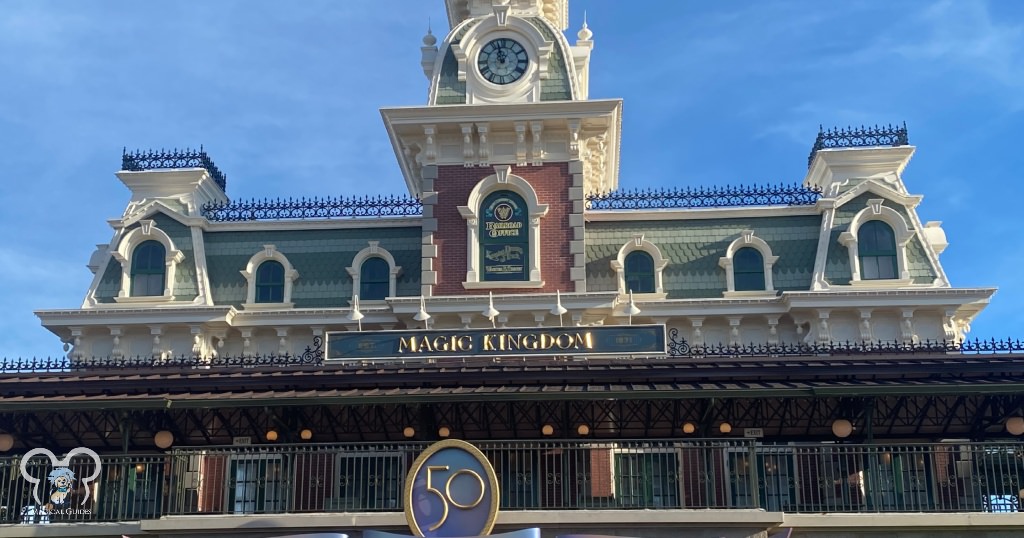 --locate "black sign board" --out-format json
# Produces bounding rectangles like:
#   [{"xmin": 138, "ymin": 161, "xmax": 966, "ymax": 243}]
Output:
[
  {"xmin": 481, "ymin": 191, "xmax": 528, "ymax": 281},
  {"xmin": 326, "ymin": 325, "xmax": 666, "ymax": 360}
]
